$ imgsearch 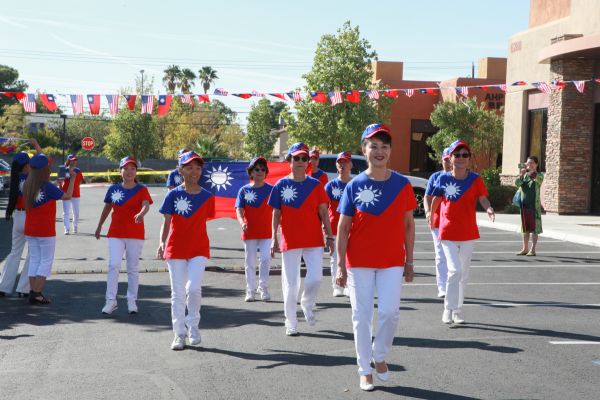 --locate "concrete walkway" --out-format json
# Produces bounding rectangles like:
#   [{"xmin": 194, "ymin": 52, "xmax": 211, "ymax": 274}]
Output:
[{"xmin": 477, "ymin": 211, "xmax": 600, "ymax": 248}]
